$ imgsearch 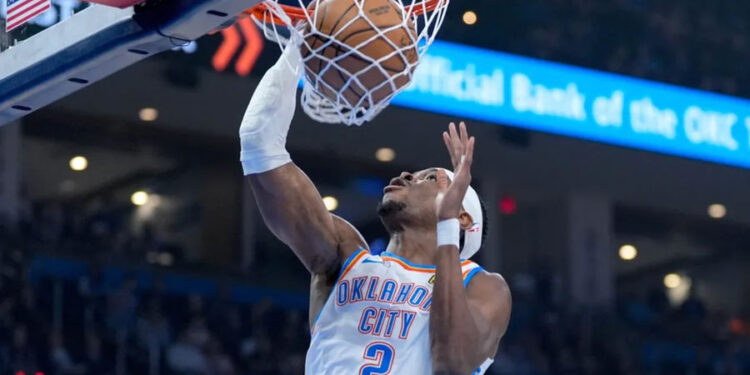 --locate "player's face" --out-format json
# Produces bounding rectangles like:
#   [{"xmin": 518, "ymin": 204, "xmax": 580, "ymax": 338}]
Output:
[{"xmin": 379, "ymin": 168, "xmax": 441, "ymax": 221}]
